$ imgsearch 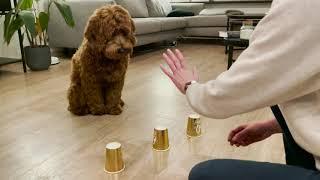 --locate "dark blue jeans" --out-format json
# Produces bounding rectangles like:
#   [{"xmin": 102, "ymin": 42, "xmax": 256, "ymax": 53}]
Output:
[{"xmin": 189, "ymin": 105, "xmax": 320, "ymax": 180}]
